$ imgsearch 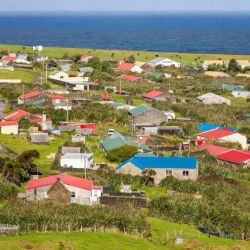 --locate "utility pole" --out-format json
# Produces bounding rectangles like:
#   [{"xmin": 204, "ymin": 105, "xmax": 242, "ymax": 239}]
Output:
[{"xmin": 45, "ymin": 62, "xmax": 48, "ymax": 84}]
